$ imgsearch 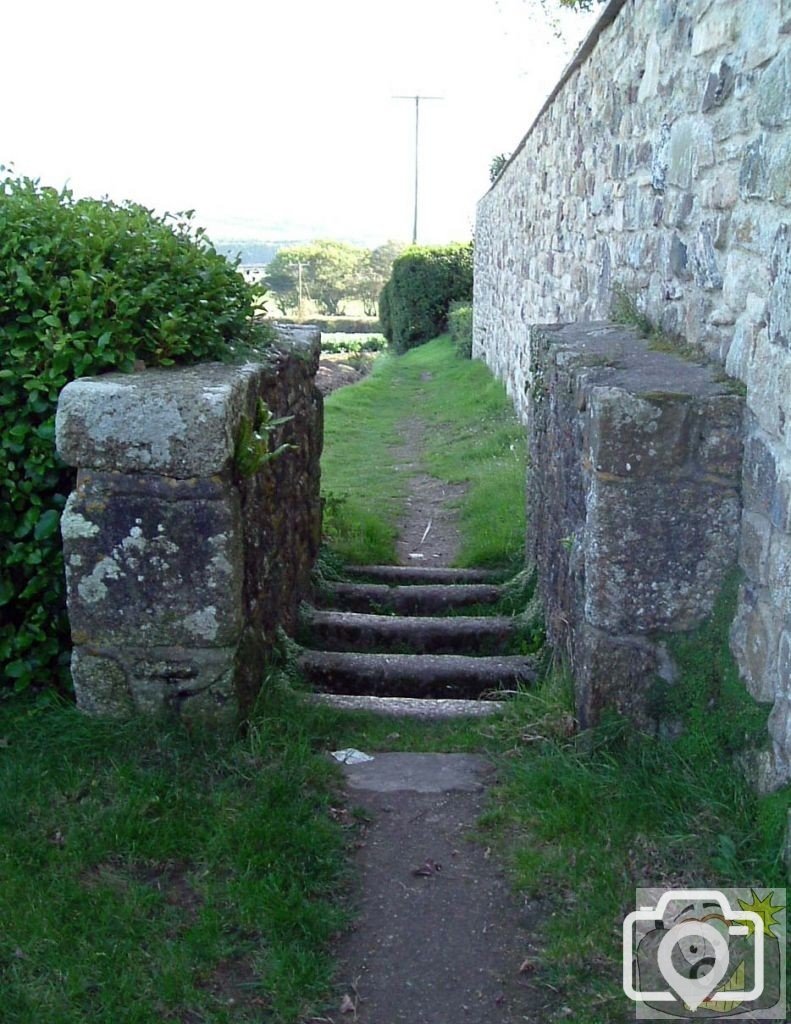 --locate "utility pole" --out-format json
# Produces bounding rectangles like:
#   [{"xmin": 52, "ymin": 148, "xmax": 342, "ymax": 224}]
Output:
[
  {"xmin": 297, "ymin": 259, "xmax": 304, "ymax": 321},
  {"xmin": 393, "ymin": 94, "xmax": 442, "ymax": 244}
]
